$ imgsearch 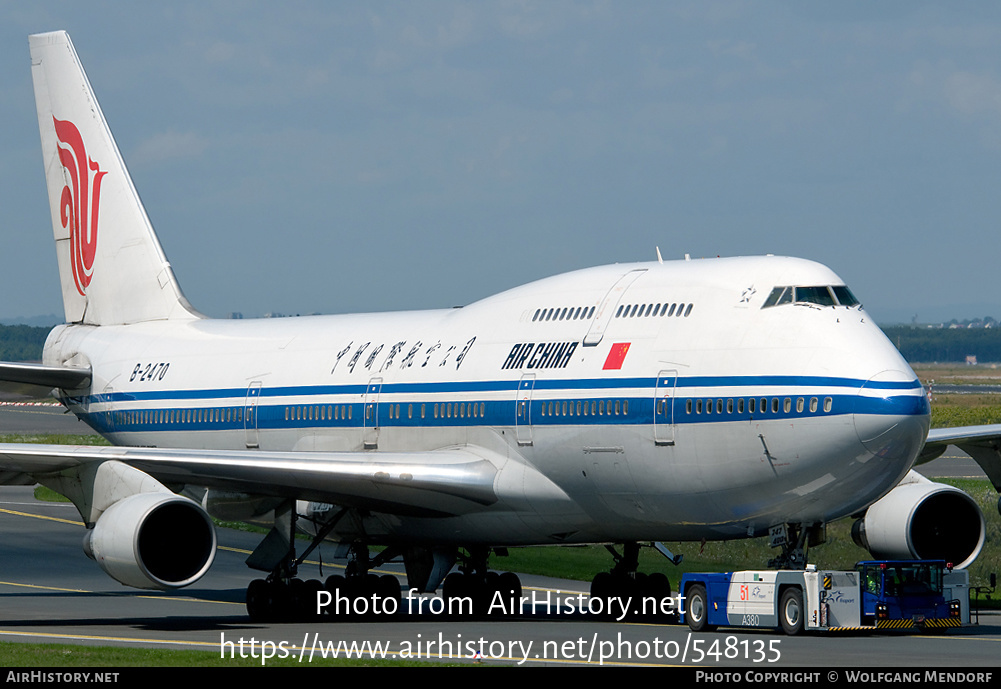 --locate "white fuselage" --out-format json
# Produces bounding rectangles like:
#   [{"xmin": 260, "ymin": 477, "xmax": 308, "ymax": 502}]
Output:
[{"xmin": 46, "ymin": 256, "xmax": 930, "ymax": 546}]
